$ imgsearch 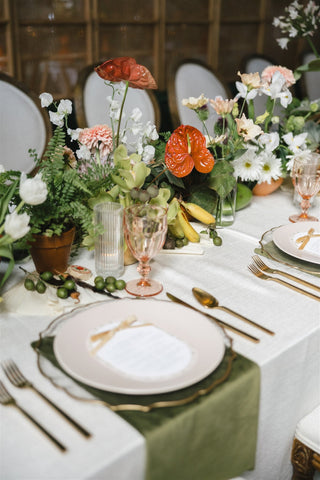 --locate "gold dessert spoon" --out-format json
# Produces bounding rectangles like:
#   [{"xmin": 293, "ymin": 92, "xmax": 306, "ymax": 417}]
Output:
[{"xmin": 192, "ymin": 287, "xmax": 275, "ymax": 336}]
